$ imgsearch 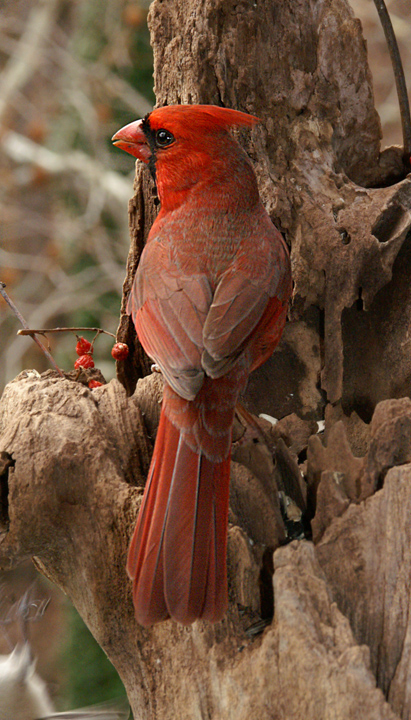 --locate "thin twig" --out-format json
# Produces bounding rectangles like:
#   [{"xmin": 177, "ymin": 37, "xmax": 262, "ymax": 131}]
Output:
[
  {"xmin": 0, "ymin": 282, "xmax": 64, "ymax": 377},
  {"xmin": 373, "ymin": 0, "xmax": 411, "ymax": 163},
  {"xmin": 17, "ymin": 326, "xmax": 116, "ymax": 338}
]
